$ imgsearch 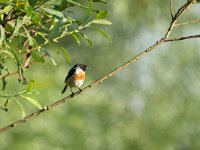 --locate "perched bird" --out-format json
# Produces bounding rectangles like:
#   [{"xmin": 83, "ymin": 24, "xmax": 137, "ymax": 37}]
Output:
[{"xmin": 62, "ymin": 64, "xmax": 87, "ymax": 96}]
